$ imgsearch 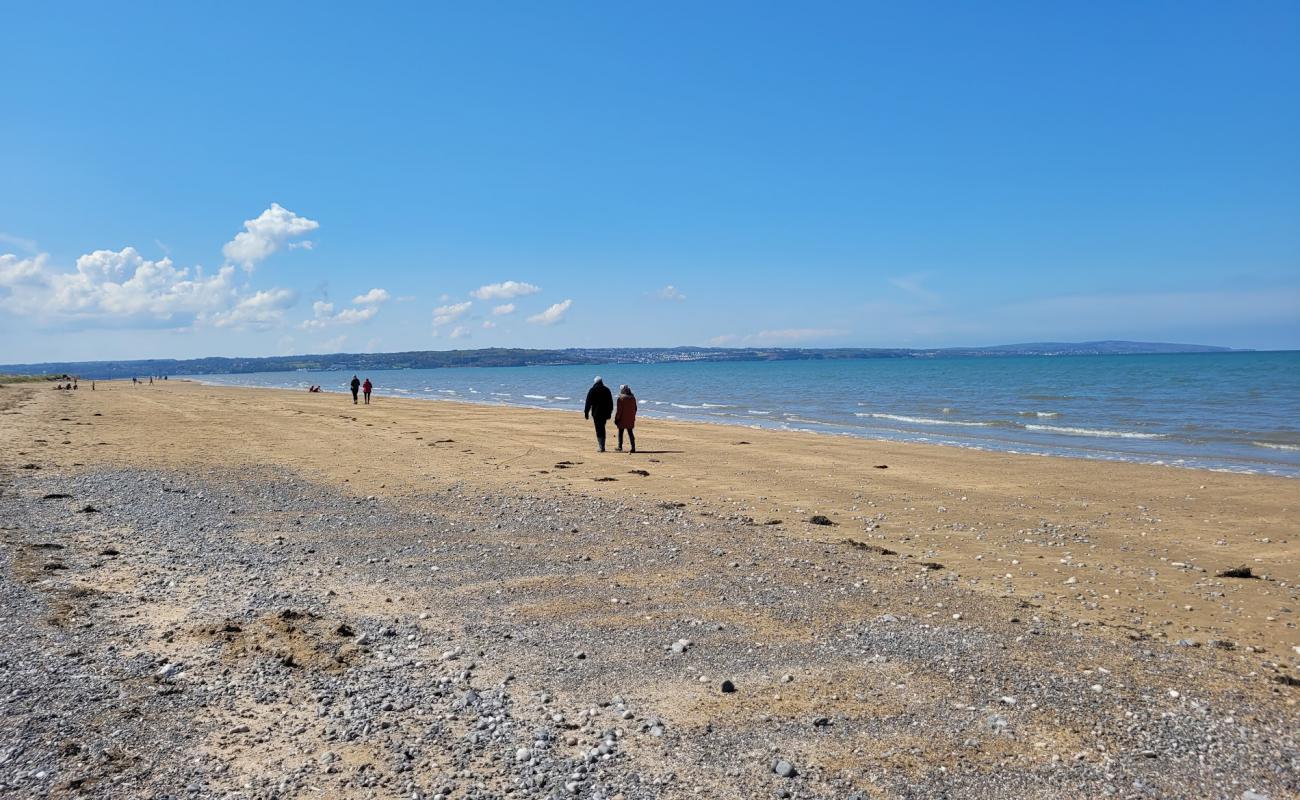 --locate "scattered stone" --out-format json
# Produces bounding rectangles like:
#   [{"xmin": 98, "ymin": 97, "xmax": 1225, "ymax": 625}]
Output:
[
  {"xmin": 771, "ymin": 759, "xmax": 797, "ymax": 778},
  {"xmin": 808, "ymin": 515, "xmax": 835, "ymax": 526},
  {"xmin": 1217, "ymin": 566, "xmax": 1257, "ymax": 579}
]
